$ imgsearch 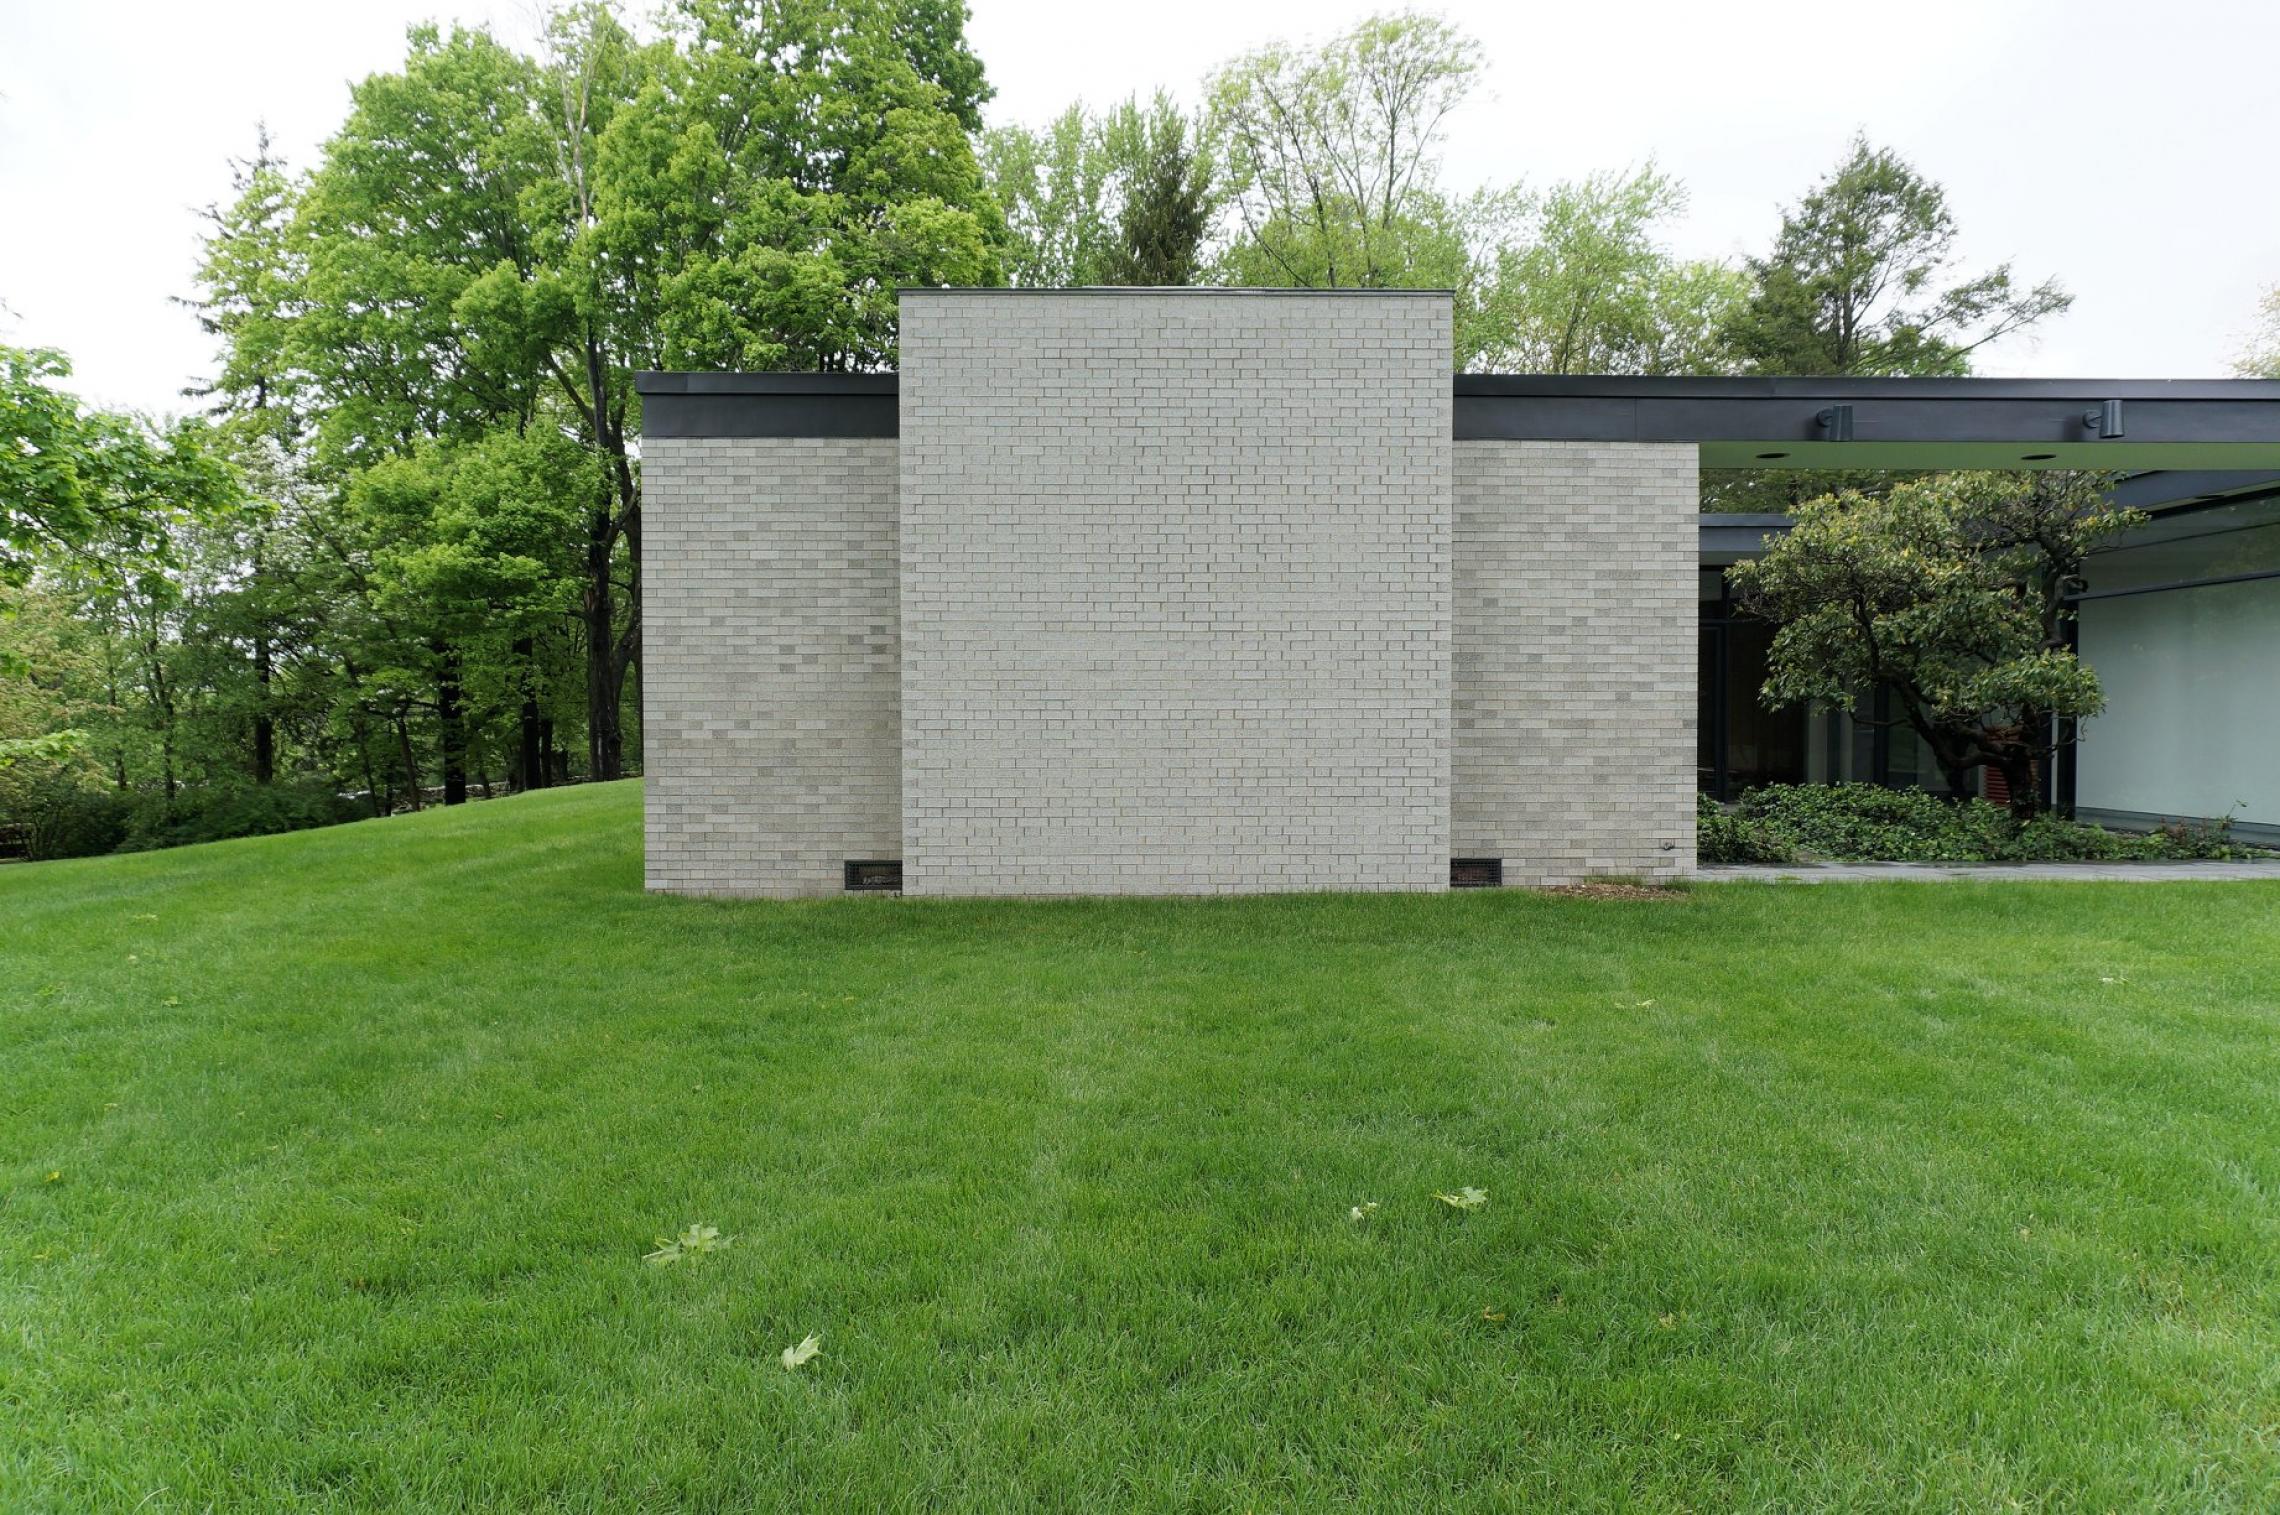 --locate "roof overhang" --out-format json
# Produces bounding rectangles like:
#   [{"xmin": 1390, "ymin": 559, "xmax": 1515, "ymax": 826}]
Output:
[
  {"xmin": 1454, "ymin": 376, "xmax": 2280, "ymax": 469},
  {"xmin": 637, "ymin": 372, "xmax": 2280, "ymax": 467}
]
